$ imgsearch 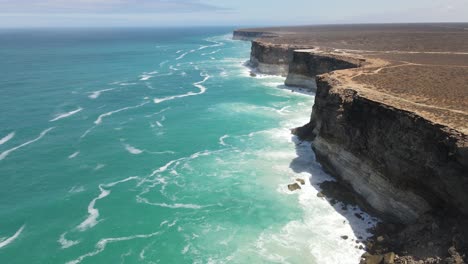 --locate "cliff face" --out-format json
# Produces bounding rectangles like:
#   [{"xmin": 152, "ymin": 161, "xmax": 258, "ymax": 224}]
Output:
[
  {"xmin": 285, "ymin": 51, "xmax": 362, "ymax": 90},
  {"xmin": 295, "ymin": 76, "xmax": 468, "ymax": 224},
  {"xmin": 249, "ymin": 41, "xmax": 313, "ymax": 76},
  {"xmin": 232, "ymin": 30, "xmax": 277, "ymax": 41}
]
